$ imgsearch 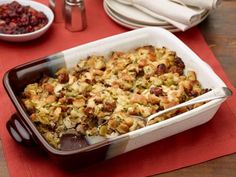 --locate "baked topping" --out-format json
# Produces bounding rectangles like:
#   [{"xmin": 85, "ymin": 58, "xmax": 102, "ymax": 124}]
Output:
[{"xmin": 21, "ymin": 45, "xmax": 208, "ymax": 149}]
